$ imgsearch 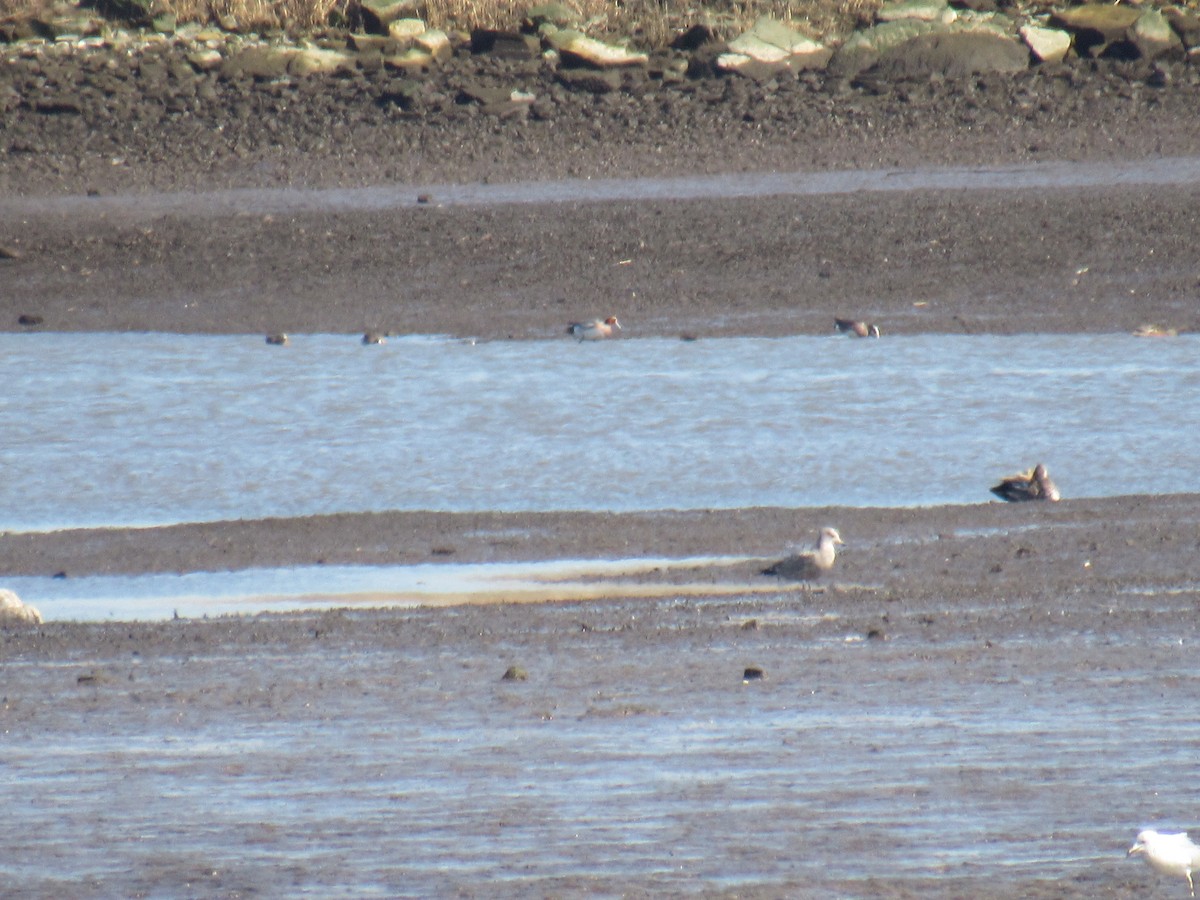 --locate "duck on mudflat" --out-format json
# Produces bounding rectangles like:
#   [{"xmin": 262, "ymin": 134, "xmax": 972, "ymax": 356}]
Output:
[{"xmin": 990, "ymin": 463, "xmax": 1060, "ymax": 502}]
